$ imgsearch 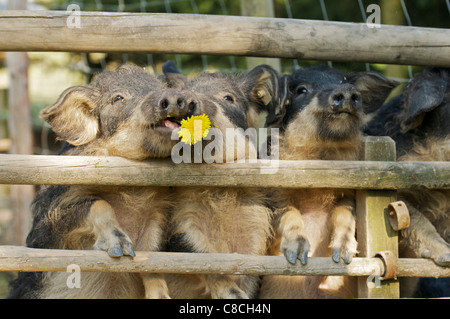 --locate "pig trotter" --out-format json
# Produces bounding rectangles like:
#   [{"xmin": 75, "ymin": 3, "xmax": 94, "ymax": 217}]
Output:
[
  {"xmin": 435, "ymin": 253, "xmax": 450, "ymax": 267},
  {"xmin": 330, "ymin": 236, "xmax": 357, "ymax": 264},
  {"xmin": 282, "ymin": 236, "xmax": 310, "ymax": 265},
  {"xmin": 88, "ymin": 200, "xmax": 136, "ymax": 258},
  {"xmin": 206, "ymin": 275, "xmax": 250, "ymax": 299},
  {"xmin": 93, "ymin": 228, "xmax": 135, "ymax": 257},
  {"xmin": 332, "ymin": 247, "xmax": 354, "ymax": 264},
  {"xmin": 329, "ymin": 204, "xmax": 358, "ymax": 264}
]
